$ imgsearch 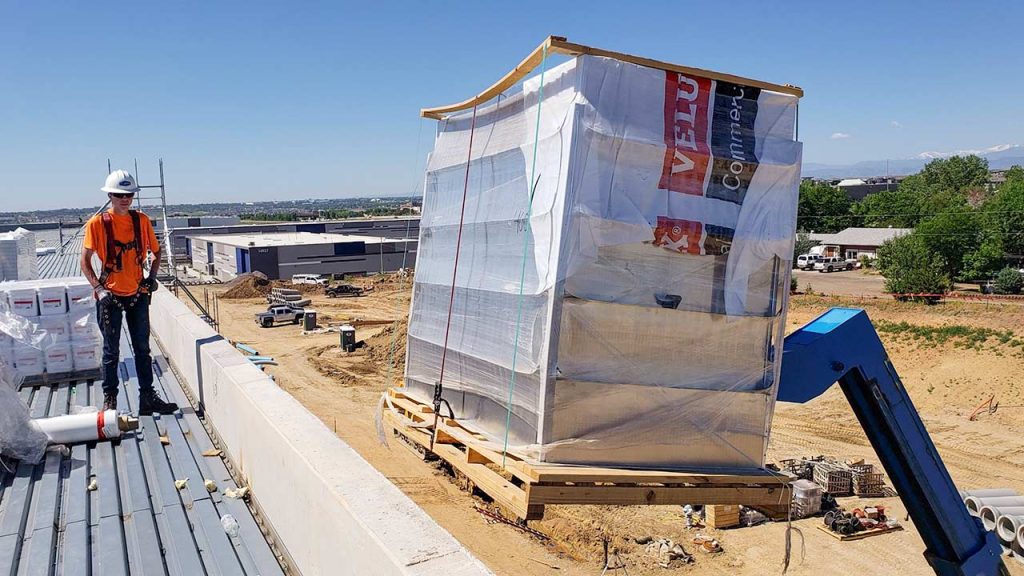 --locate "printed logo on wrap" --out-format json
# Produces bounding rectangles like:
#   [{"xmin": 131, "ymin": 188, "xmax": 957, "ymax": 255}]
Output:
[
  {"xmin": 655, "ymin": 71, "xmax": 761, "ymax": 255},
  {"xmin": 653, "ymin": 216, "xmax": 735, "ymax": 256}
]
